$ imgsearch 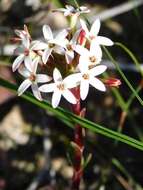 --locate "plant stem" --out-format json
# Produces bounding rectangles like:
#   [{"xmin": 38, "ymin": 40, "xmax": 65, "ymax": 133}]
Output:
[{"xmin": 71, "ymin": 87, "xmax": 85, "ymax": 190}]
